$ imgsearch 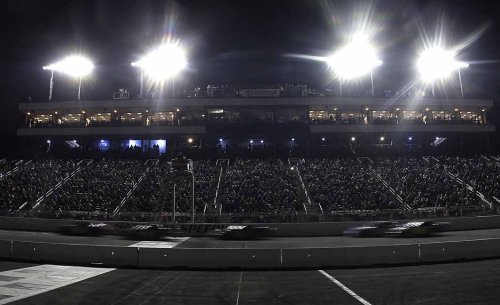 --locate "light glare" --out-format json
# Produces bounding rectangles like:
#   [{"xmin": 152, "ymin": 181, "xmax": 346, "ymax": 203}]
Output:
[
  {"xmin": 43, "ymin": 55, "xmax": 94, "ymax": 77},
  {"xmin": 327, "ymin": 35, "xmax": 382, "ymax": 79},
  {"xmin": 132, "ymin": 44, "xmax": 187, "ymax": 80},
  {"xmin": 417, "ymin": 47, "xmax": 468, "ymax": 83}
]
